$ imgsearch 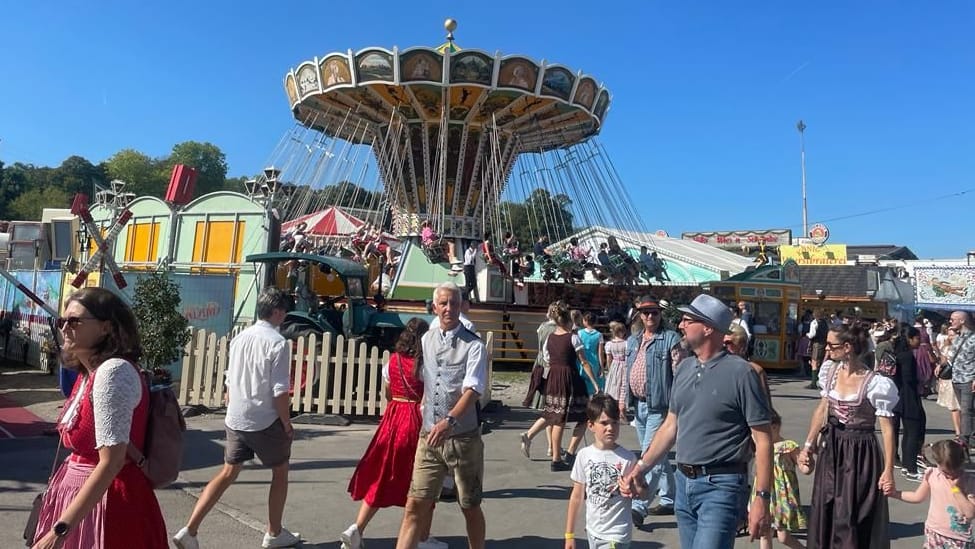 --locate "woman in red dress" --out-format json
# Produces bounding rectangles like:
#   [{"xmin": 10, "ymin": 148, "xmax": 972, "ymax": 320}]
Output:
[
  {"xmin": 341, "ymin": 318, "xmax": 433, "ymax": 549},
  {"xmin": 31, "ymin": 287, "xmax": 167, "ymax": 549}
]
